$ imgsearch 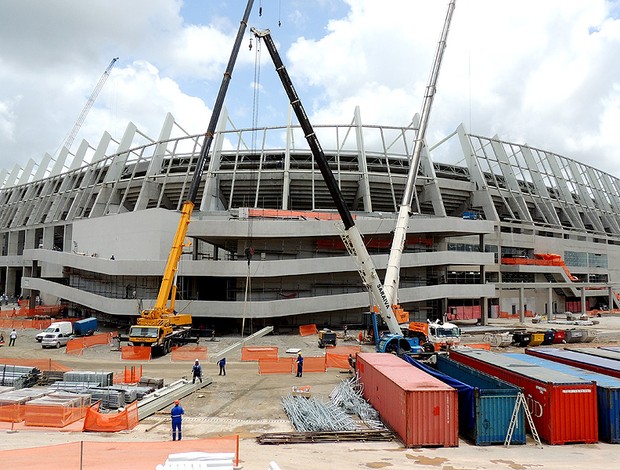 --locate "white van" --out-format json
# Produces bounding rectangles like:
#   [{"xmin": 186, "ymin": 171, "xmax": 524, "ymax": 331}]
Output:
[{"xmin": 35, "ymin": 321, "xmax": 73, "ymax": 342}]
